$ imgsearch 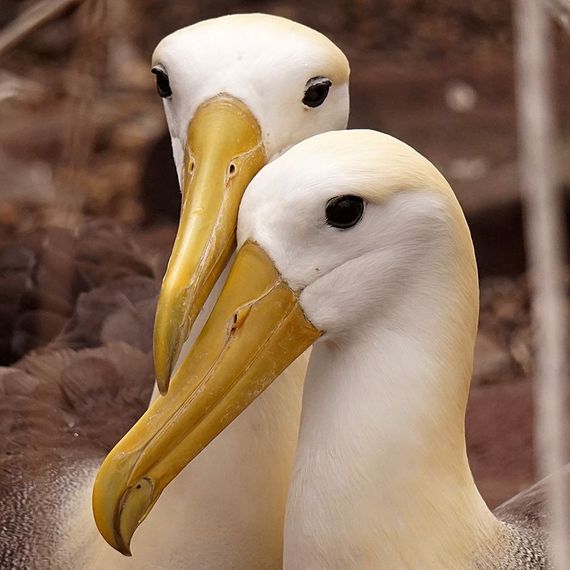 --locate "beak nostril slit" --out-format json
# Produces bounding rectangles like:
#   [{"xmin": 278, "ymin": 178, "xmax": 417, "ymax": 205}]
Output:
[
  {"xmin": 228, "ymin": 163, "xmax": 236, "ymax": 176},
  {"xmin": 230, "ymin": 313, "xmax": 239, "ymax": 333},
  {"xmin": 230, "ymin": 305, "xmax": 251, "ymax": 334}
]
